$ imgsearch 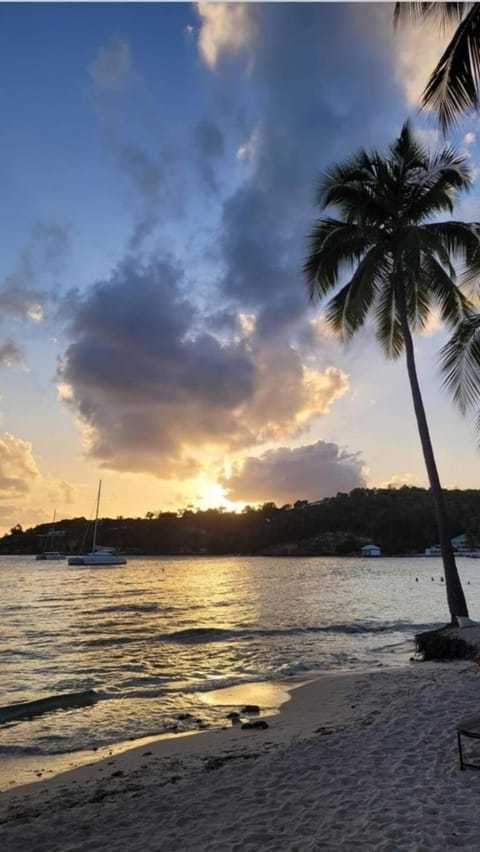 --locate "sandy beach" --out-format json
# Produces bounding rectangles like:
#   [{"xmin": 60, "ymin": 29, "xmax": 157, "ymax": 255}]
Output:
[{"xmin": 2, "ymin": 662, "xmax": 480, "ymax": 850}]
